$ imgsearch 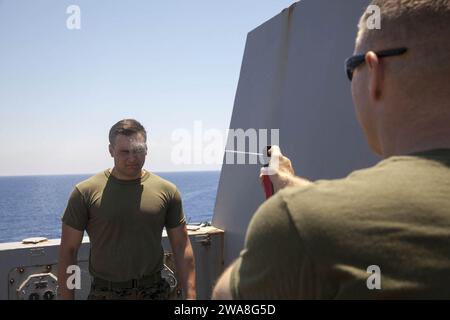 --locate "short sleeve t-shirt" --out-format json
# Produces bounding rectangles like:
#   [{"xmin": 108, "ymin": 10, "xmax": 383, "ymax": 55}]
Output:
[
  {"xmin": 62, "ymin": 170, "xmax": 185, "ymax": 282},
  {"xmin": 230, "ymin": 149, "xmax": 450, "ymax": 299}
]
